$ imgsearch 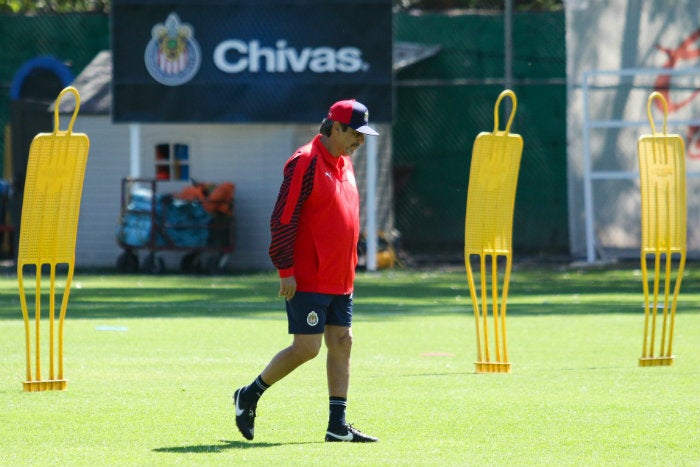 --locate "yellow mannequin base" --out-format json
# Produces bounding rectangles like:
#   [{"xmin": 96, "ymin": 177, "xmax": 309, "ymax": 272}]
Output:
[
  {"xmin": 639, "ymin": 356, "xmax": 674, "ymax": 367},
  {"xmin": 23, "ymin": 380, "xmax": 68, "ymax": 392},
  {"xmin": 475, "ymin": 362, "xmax": 511, "ymax": 373}
]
